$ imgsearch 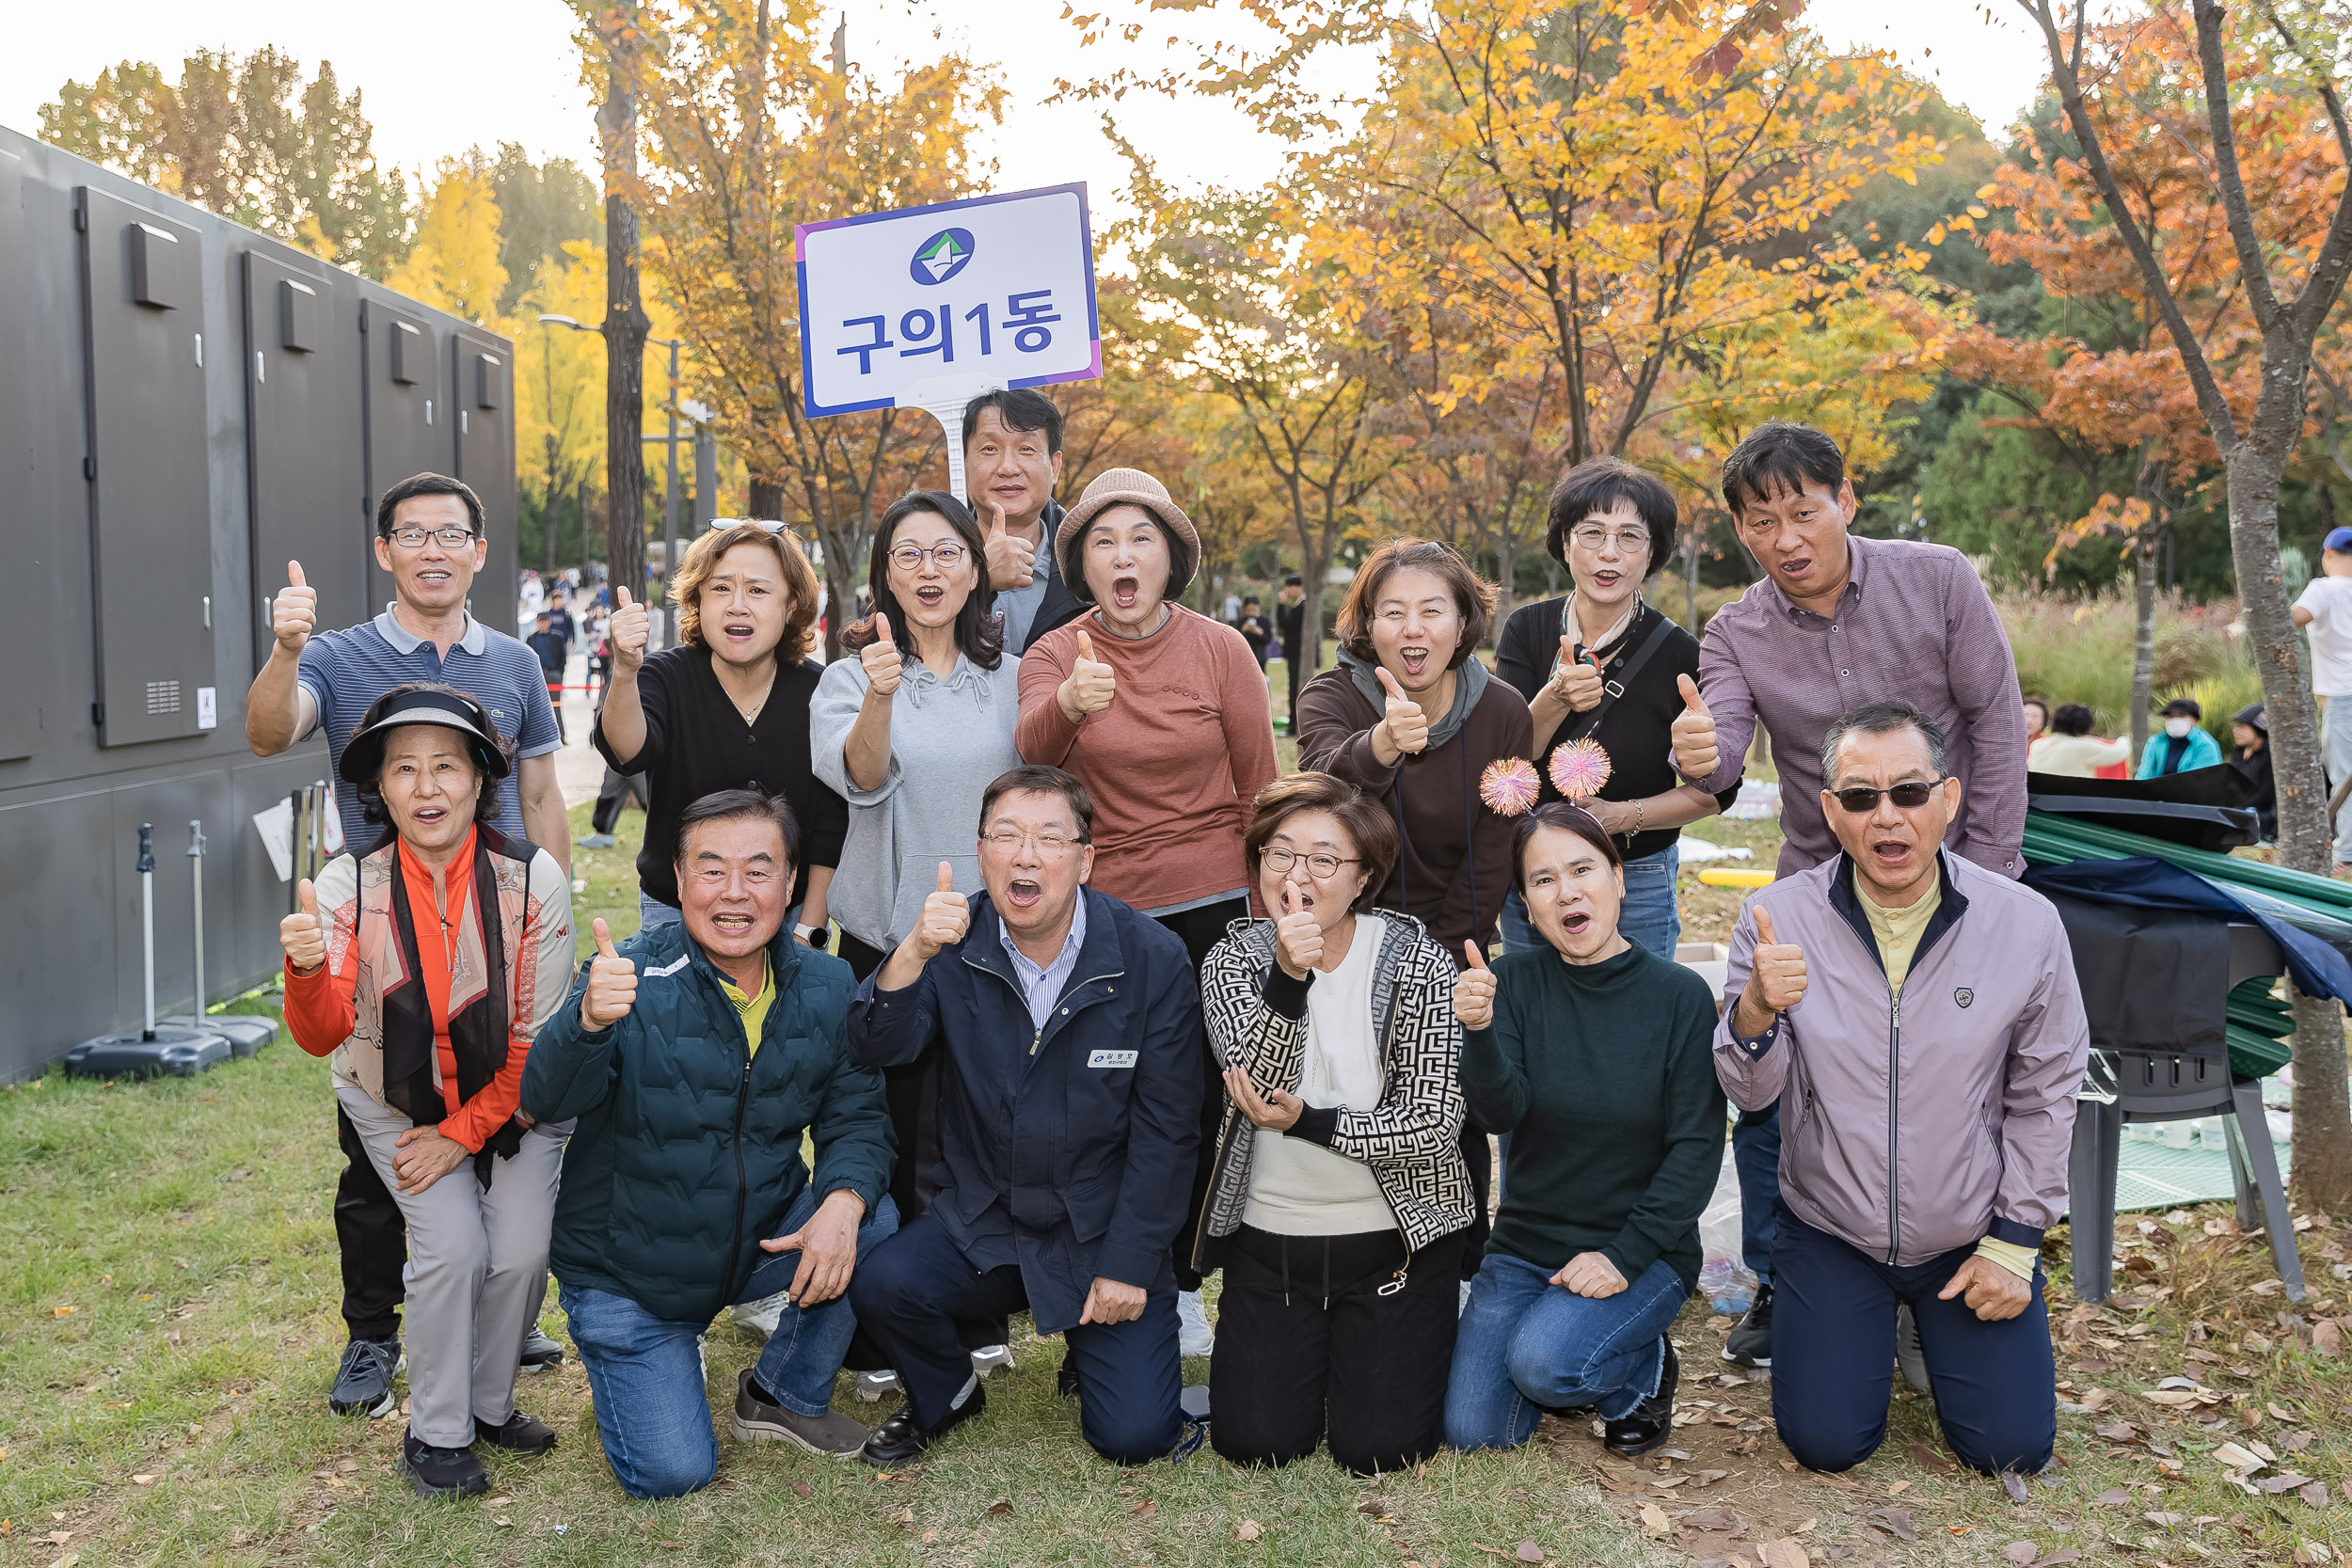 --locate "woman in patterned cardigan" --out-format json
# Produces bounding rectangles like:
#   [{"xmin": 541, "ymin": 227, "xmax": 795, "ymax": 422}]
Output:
[{"xmin": 1194, "ymin": 772, "xmax": 1472, "ymax": 1475}]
